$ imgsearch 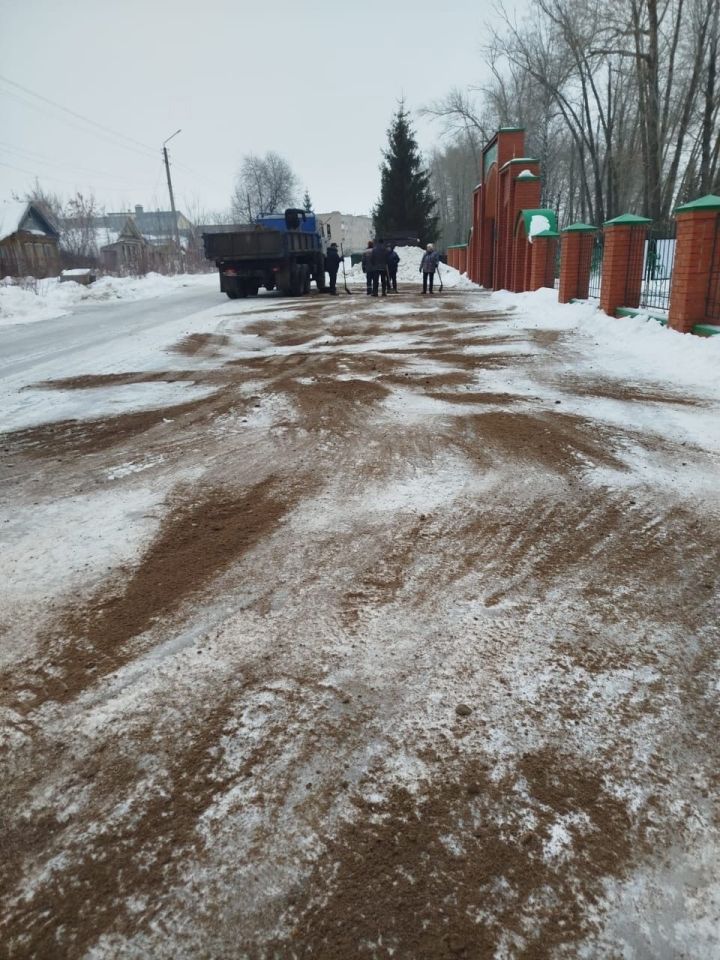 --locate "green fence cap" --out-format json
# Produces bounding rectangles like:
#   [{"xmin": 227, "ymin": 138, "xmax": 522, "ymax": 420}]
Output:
[
  {"xmin": 562, "ymin": 222, "xmax": 597, "ymax": 233},
  {"xmin": 604, "ymin": 213, "xmax": 653, "ymax": 226},
  {"xmin": 500, "ymin": 157, "xmax": 539, "ymax": 170},
  {"xmin": 517, "ymin": 208, "xmax": 559, "ymax": 236},
  {"xmin": 675, "ymin": 194, "xmax": 720, "ymax": 213}
]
